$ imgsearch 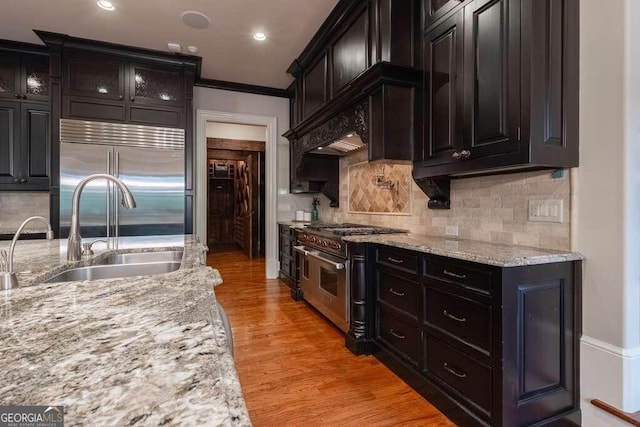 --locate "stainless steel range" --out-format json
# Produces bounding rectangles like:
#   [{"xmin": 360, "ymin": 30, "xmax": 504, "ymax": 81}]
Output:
[{"xmin": 294, "ymin": 223, "xmax": 407, "ymax": 332}]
